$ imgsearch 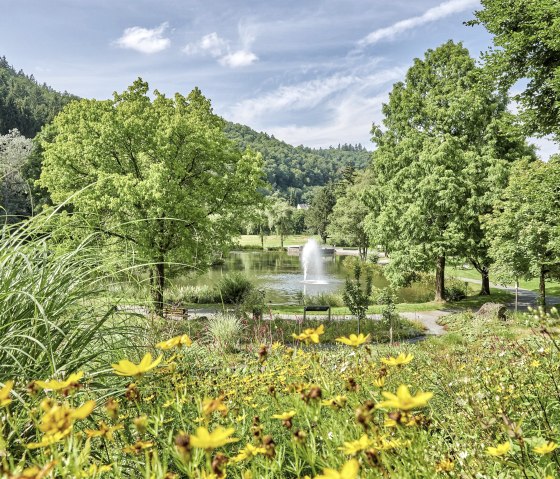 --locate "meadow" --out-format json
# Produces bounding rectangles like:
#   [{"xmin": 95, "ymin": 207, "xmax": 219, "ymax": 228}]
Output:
[{"xmin": 1, "ymin": 218, "xmax": 559, "ymax": 478}]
